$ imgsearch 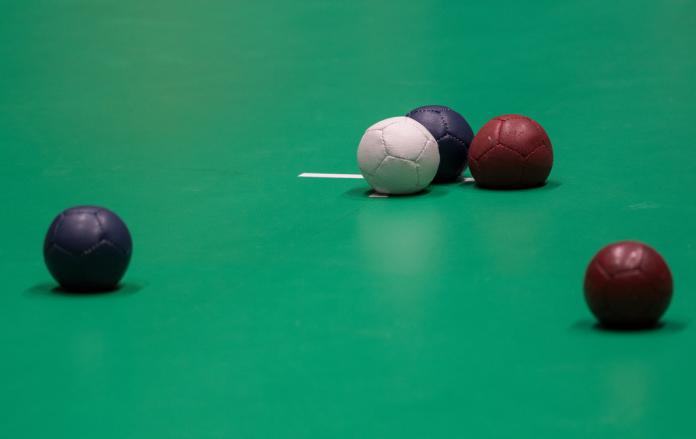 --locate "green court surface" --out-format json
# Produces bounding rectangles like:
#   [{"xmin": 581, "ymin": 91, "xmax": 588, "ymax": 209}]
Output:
[{"xmin": 1, "ymin": 1, "xmax": 695, "ymax": 437}]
